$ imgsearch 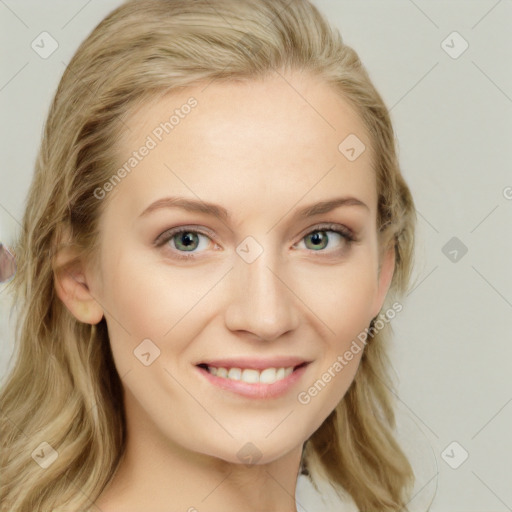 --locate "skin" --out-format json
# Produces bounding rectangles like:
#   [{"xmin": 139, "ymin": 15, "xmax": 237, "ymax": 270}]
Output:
[{"xmin": 55, "ymin": 70, "xmax": 395, "ymax": 512}]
